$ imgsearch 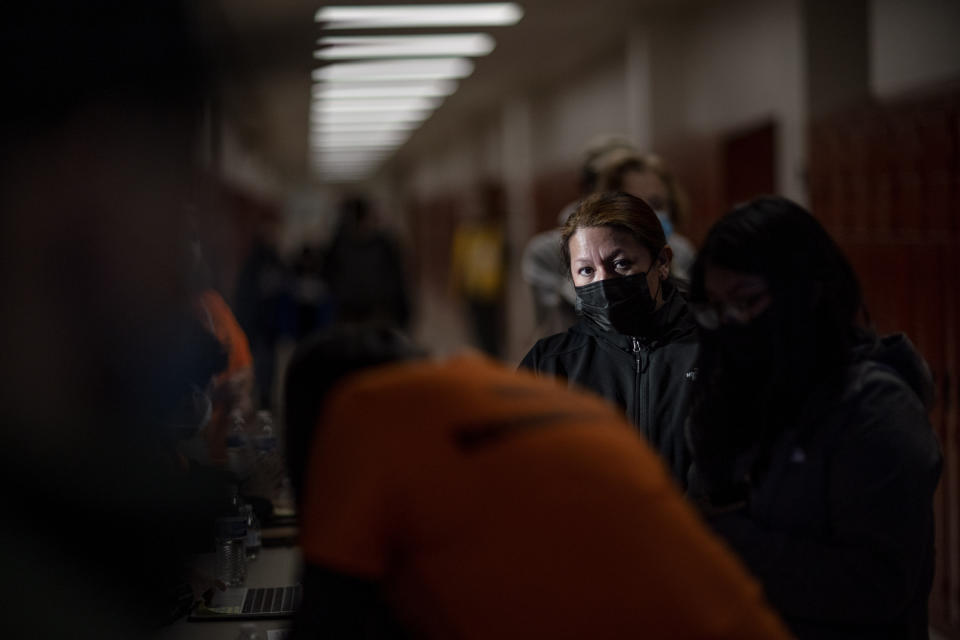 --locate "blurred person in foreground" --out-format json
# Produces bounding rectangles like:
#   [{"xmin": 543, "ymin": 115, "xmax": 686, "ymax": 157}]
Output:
[
  {"xmin": 520, "ymin": 192, "xmax": 698, "ymax": 486},
  {"xmin": 596, "ymin": 150, "xmax": 696, "ymax": 282},
  {"xmin": 283, "ymin": 325, "xmax": 791, "ymax": 639},
  {"xmin": 522, "ymin": 135, "xmax": 636, "ymax": 340},
  {"xmin": 686, "ymin": 196, "xmax": 942, "ymax": 639},
  {"xmin": 0, "ymin": 1, "xmax": 230, "ymax": 636}
]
